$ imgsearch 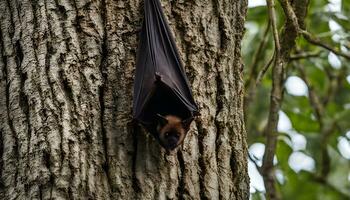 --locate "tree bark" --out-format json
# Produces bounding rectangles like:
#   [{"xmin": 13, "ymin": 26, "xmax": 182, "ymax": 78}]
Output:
[{"xmin": 0, "ymin": 0, "xmax": 249, "ymax": 199}]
